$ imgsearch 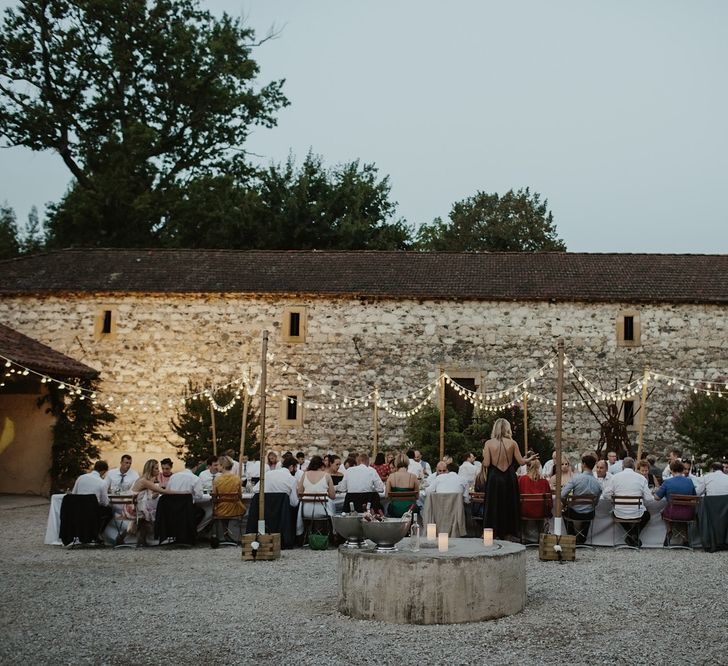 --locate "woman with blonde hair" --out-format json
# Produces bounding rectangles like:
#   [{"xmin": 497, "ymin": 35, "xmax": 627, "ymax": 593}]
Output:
[
  {"xmin": 130, "ymin": 459, "xmax": 181, "ymax": 546},
  {"xmin": 385, "ymin": 452, "xmax": 420, "ymax": 517},
  {"xmin": 213, "ymin": 455, "xmax": 246, "ymax": 543},
  {"xmin": 518, "ymin": 458, "xmax": 553, "ymax": 520},
  {"xmin": 549, "ymin": 454, "xmax": 574, "ymax": 492},
  {"xmin": 482, "ymin": 418, "xmax": 538, "ymax": 540}
]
